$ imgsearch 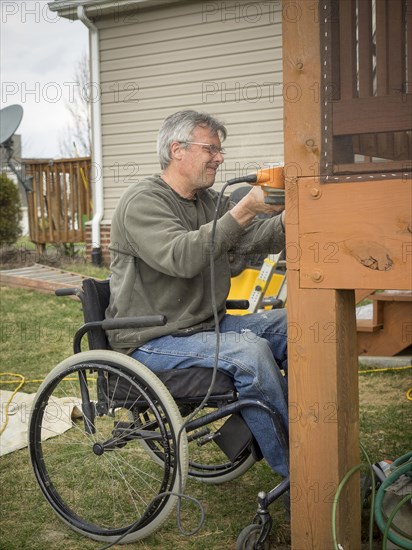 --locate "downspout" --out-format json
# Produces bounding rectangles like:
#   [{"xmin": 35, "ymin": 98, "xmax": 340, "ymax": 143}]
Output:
[{"xmin": 77, "ymin": 5, "xmax": 103, "ymax": 266}]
